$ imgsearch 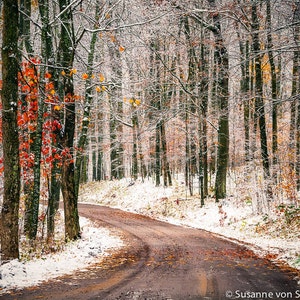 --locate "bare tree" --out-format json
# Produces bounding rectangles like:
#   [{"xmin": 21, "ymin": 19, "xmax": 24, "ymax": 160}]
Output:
[{"xmin": 207, "ymin": 0, "xmax": 229, "ymax": 201}]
